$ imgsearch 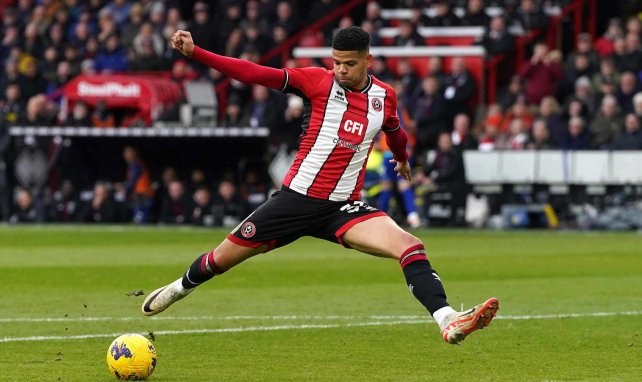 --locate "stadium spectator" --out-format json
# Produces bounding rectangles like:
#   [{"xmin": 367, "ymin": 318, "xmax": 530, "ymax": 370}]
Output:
[
  {"xmin": 102, "ymin": 0, "xmax": 132, "ymax": 27},
  {"xmin": 239, "ymin": 169, "xmax": 268, "ymax": 212},
  {"xmin": 504, "ymin": 119, "xmax": 530, "ymax": 150},
  {"xmin": 620, "ymin": 33, "xmax": 642, "ymax": 74},
  {"xmin": 159, "ymin": 180, "xmax": 192, "ymax": 224},
  {"xmin": 120, "ymin": 3, "xmax": 145, "ymax": 48},
  {"xmin": 77, "ymin": 181, "xmax": 121, "ymax": 223},
  {"xmin": 420, "ymin": 132, "xmax": 466, "ymax": 226},
  {"xmin": 19, "ymin": 56, "xmax": 48, "ymax": 101},
  {"xmin": 1, "ymin": 83, "xmax": 24, "ymax": 126},
  {"xmin": 369, "ymin": 56, "xmax": 394, "ymax": 84},
  {"xmin": 274, "ymin": 1, "xmax": 300, "ymax": 36},
  {"xmin": 633, "ymin": 92, "xmax": 642, "ymax": 119},
  {"xmin": 21, "ymin": 94, "xmax": 56, "ymax": 126},
  {"xmin": 397, "ymin": 59, "xmax": 420, "ymax": 102},
  {"xmin": 561, "ymin": 54, "xmax": 595, "ymax": 100},
  {"xmin": 9, "ymin": 187, "xmax": 46, "ymax": 223},
  {"xmin": 536, "ymin": 97, "xmax": 565, "ymax": 146},
  {"xmin": 451, "ymin": 113, "xmax": 478, "ymax": 151},
  {"xmin": 121, "ymin": 146, "xmax": 154, "ymax": 224},
  {"xmin": 394, "ymin": 20, "xmax": 424, "ymax": 47},
  {"xmin": 427, "ymin": 56, "xmax": 448, "ymax": 91},
  {"xmin": 617, "ymin": 71, "xmax": 639, "ymax": 115},
  {"xmin": 279, "ymin": 95, "xmax": 305, "ymax": 152},
  {"xmin": 242, "ymin": 85, "xmax": 284, "ymax": 129},
  {"xmin": 188, "ymin": 1, "xmax": 218, "ymax": 50},
  {"xmin": 594, "ymin": 18, "xmax": 623, "ymax": 57},
  {"xmin": 527, "ymin": 119, "xmax": 555, "ymax": 150},
  {"xmin": 51, "ymin": 180, "xmax": 78, "ymax": 222},
  {"xmin": 514, "ymin": 0, "xmax": 548, "ymax": 32},
  {"xmin": 612, "ymin": 113, "xmax": 642, "ymax": 150},
  {"xmin": 518, "ymin": 42, "xmax": 563, "ymax": 105},
  {"xmin": 481, "ymin": 15, "xmax": 515, "ymax": 56},
  {"xmin": 461, "ymin": 0, "xmax": 490, "ymax": 27},
  {"xmin": 94, "ymin": 34, "xmax": 129, "ymax": 73},
  {"xmin": 133, "ymin": 22, "xmax": 164, "ymax": 58},
  {"xmin": 223, "ymin": 99, "xmax": 244, "ymax": 127},
  {"xmin": 497, "ymin": 75, "xmax": 526, "ymax": 111},
  {"xmin": 443, "ymin": 57, "xmax": 476, "ymax": 118},
  {"xmin": 364, "ymin": 1, "xmax": 388, "ymax": 30},
  {"xmin": 591, "ymin": 58, "xmax": 620, "ymax": 96},
  {"xmin": 501, "ymin": 100, "xmax": 533, "ymax": 133},
  {"xmin": 90, "ymin": 100, "xmax": 116, "ymax": 127},
  {"xmin": 478, "ymin": 120, "xmax": 506, "ymax": 151},
  {"xmin": 211, "ymin": 179, "xmax": 247, "ymax": 228},
  {"xmin": 589, "ymin": 95, "xmax": 622, "ymax": 149},
  {"xmin": 427, "ymin": 0, "xmax": 460, "ymax": 27},
  {"xmin": 560, "ymin": 116, "xmax": 591, "ymax": 150},
  {"xmin": 565, "ymin": 33, "xmax": 600, "ymax": 74},
  {"xmin": 131, "ymin": 39, "xmax": 164, "ymax": 71},
  {"xmin": 413, "ymin": 76, "xmax": 449, "ymax": 153},
  {"xmin": 21, "ymin": 22, "xmax": 45, "ymax": 59},
  {"xmin": 65, "ymin": 101, "xmax": 92, "ymax": 127},
  {"xmin": 1, "ymin": 25, "xmax": 19, "ymax": 62},
  {"xmin": 191, "ymin": 186, "xmax": 215, "ymax": 226}
]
